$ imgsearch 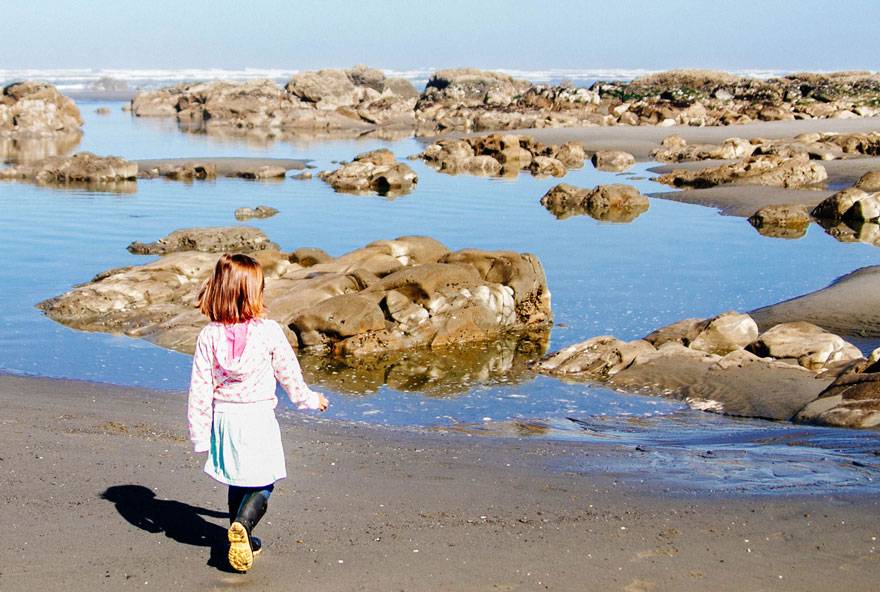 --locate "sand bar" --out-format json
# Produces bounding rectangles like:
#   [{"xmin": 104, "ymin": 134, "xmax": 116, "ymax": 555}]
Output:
[{"xmin": 134, "ymin": 157, "xmax": 308, "ymax": 175}]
